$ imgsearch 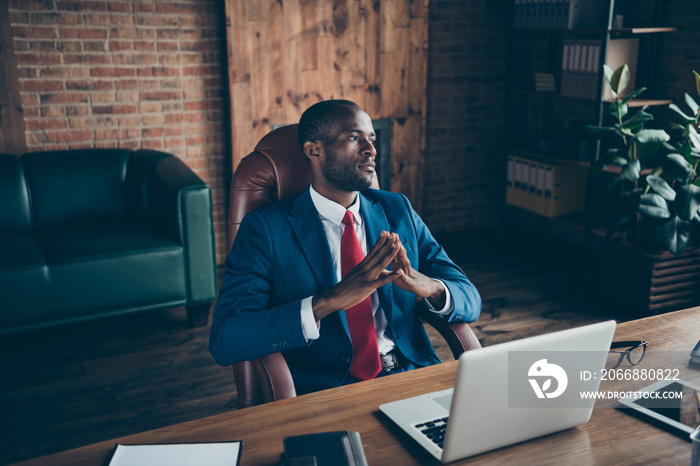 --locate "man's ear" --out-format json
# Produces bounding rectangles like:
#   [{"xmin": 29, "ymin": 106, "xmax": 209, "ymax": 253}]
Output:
[{"xmin": 303, "ymin": 141, "xmax": 321, "ymax": 161}]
